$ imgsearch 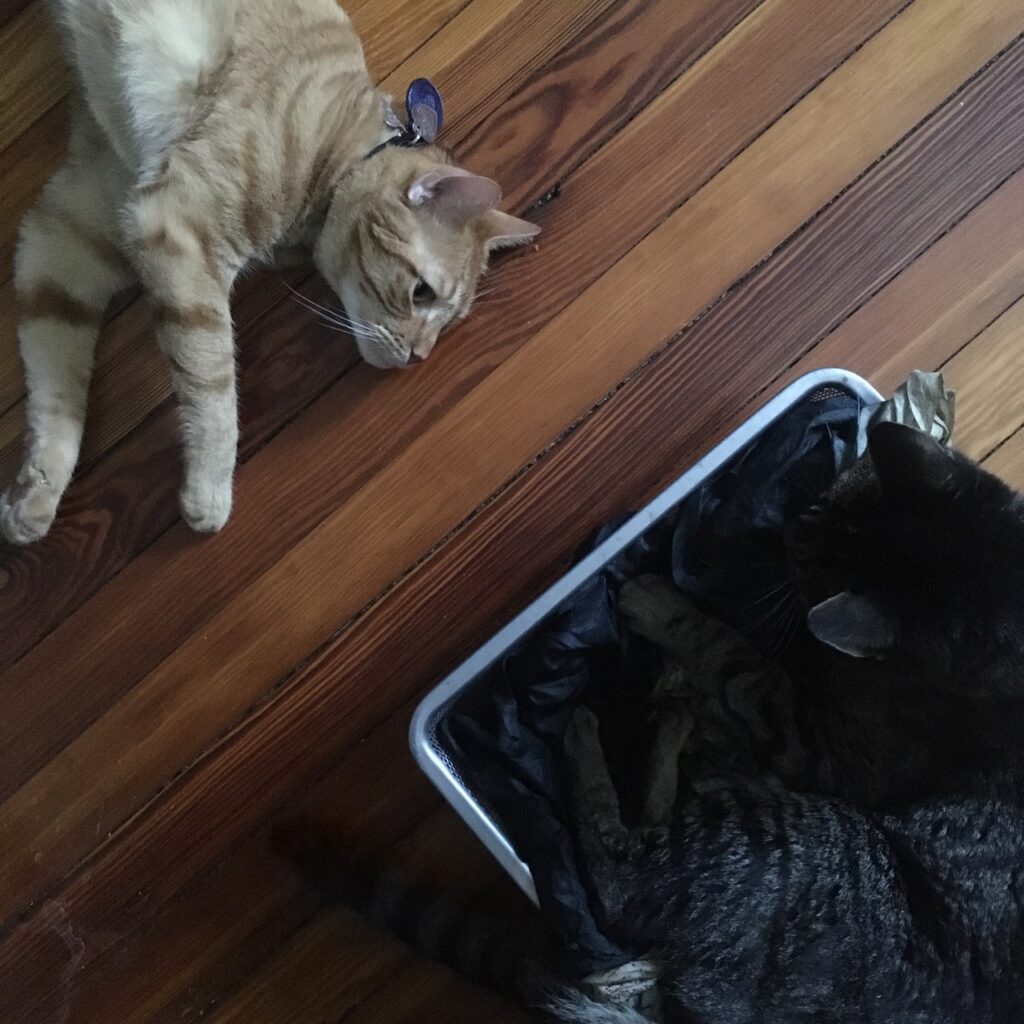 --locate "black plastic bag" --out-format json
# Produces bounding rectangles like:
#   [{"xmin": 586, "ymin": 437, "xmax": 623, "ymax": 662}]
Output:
[{"xmin": 441, "ymin": 391, "xmax": 862, "ymax": 971}]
